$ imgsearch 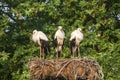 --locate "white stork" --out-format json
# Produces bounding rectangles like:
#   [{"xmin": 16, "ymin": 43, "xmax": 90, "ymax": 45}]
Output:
[
  {"xmin": 70, "ymin": 28, "xmax": 83, "ymax": 57},
  {"xmin": 32, "ymin": 30, "xmax": 50, "ymax": 59},
  {"xmin": 54, "ymin": 26, "xmax": 65, "ymax": 58}
]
